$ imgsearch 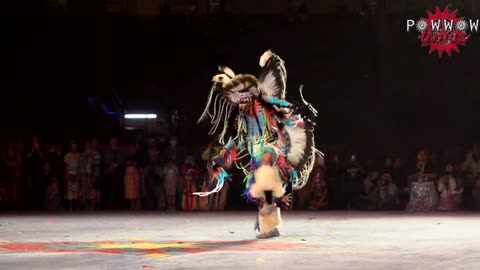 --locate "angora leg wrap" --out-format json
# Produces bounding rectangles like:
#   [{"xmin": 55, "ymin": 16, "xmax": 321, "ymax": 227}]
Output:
[
  {"xmin": 258, "ymin": 207, "xmax": 282, "ymax": 236},
  {"xmin": 250, "ymin": 165, "xmax": 285, "ymax": 199}
]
